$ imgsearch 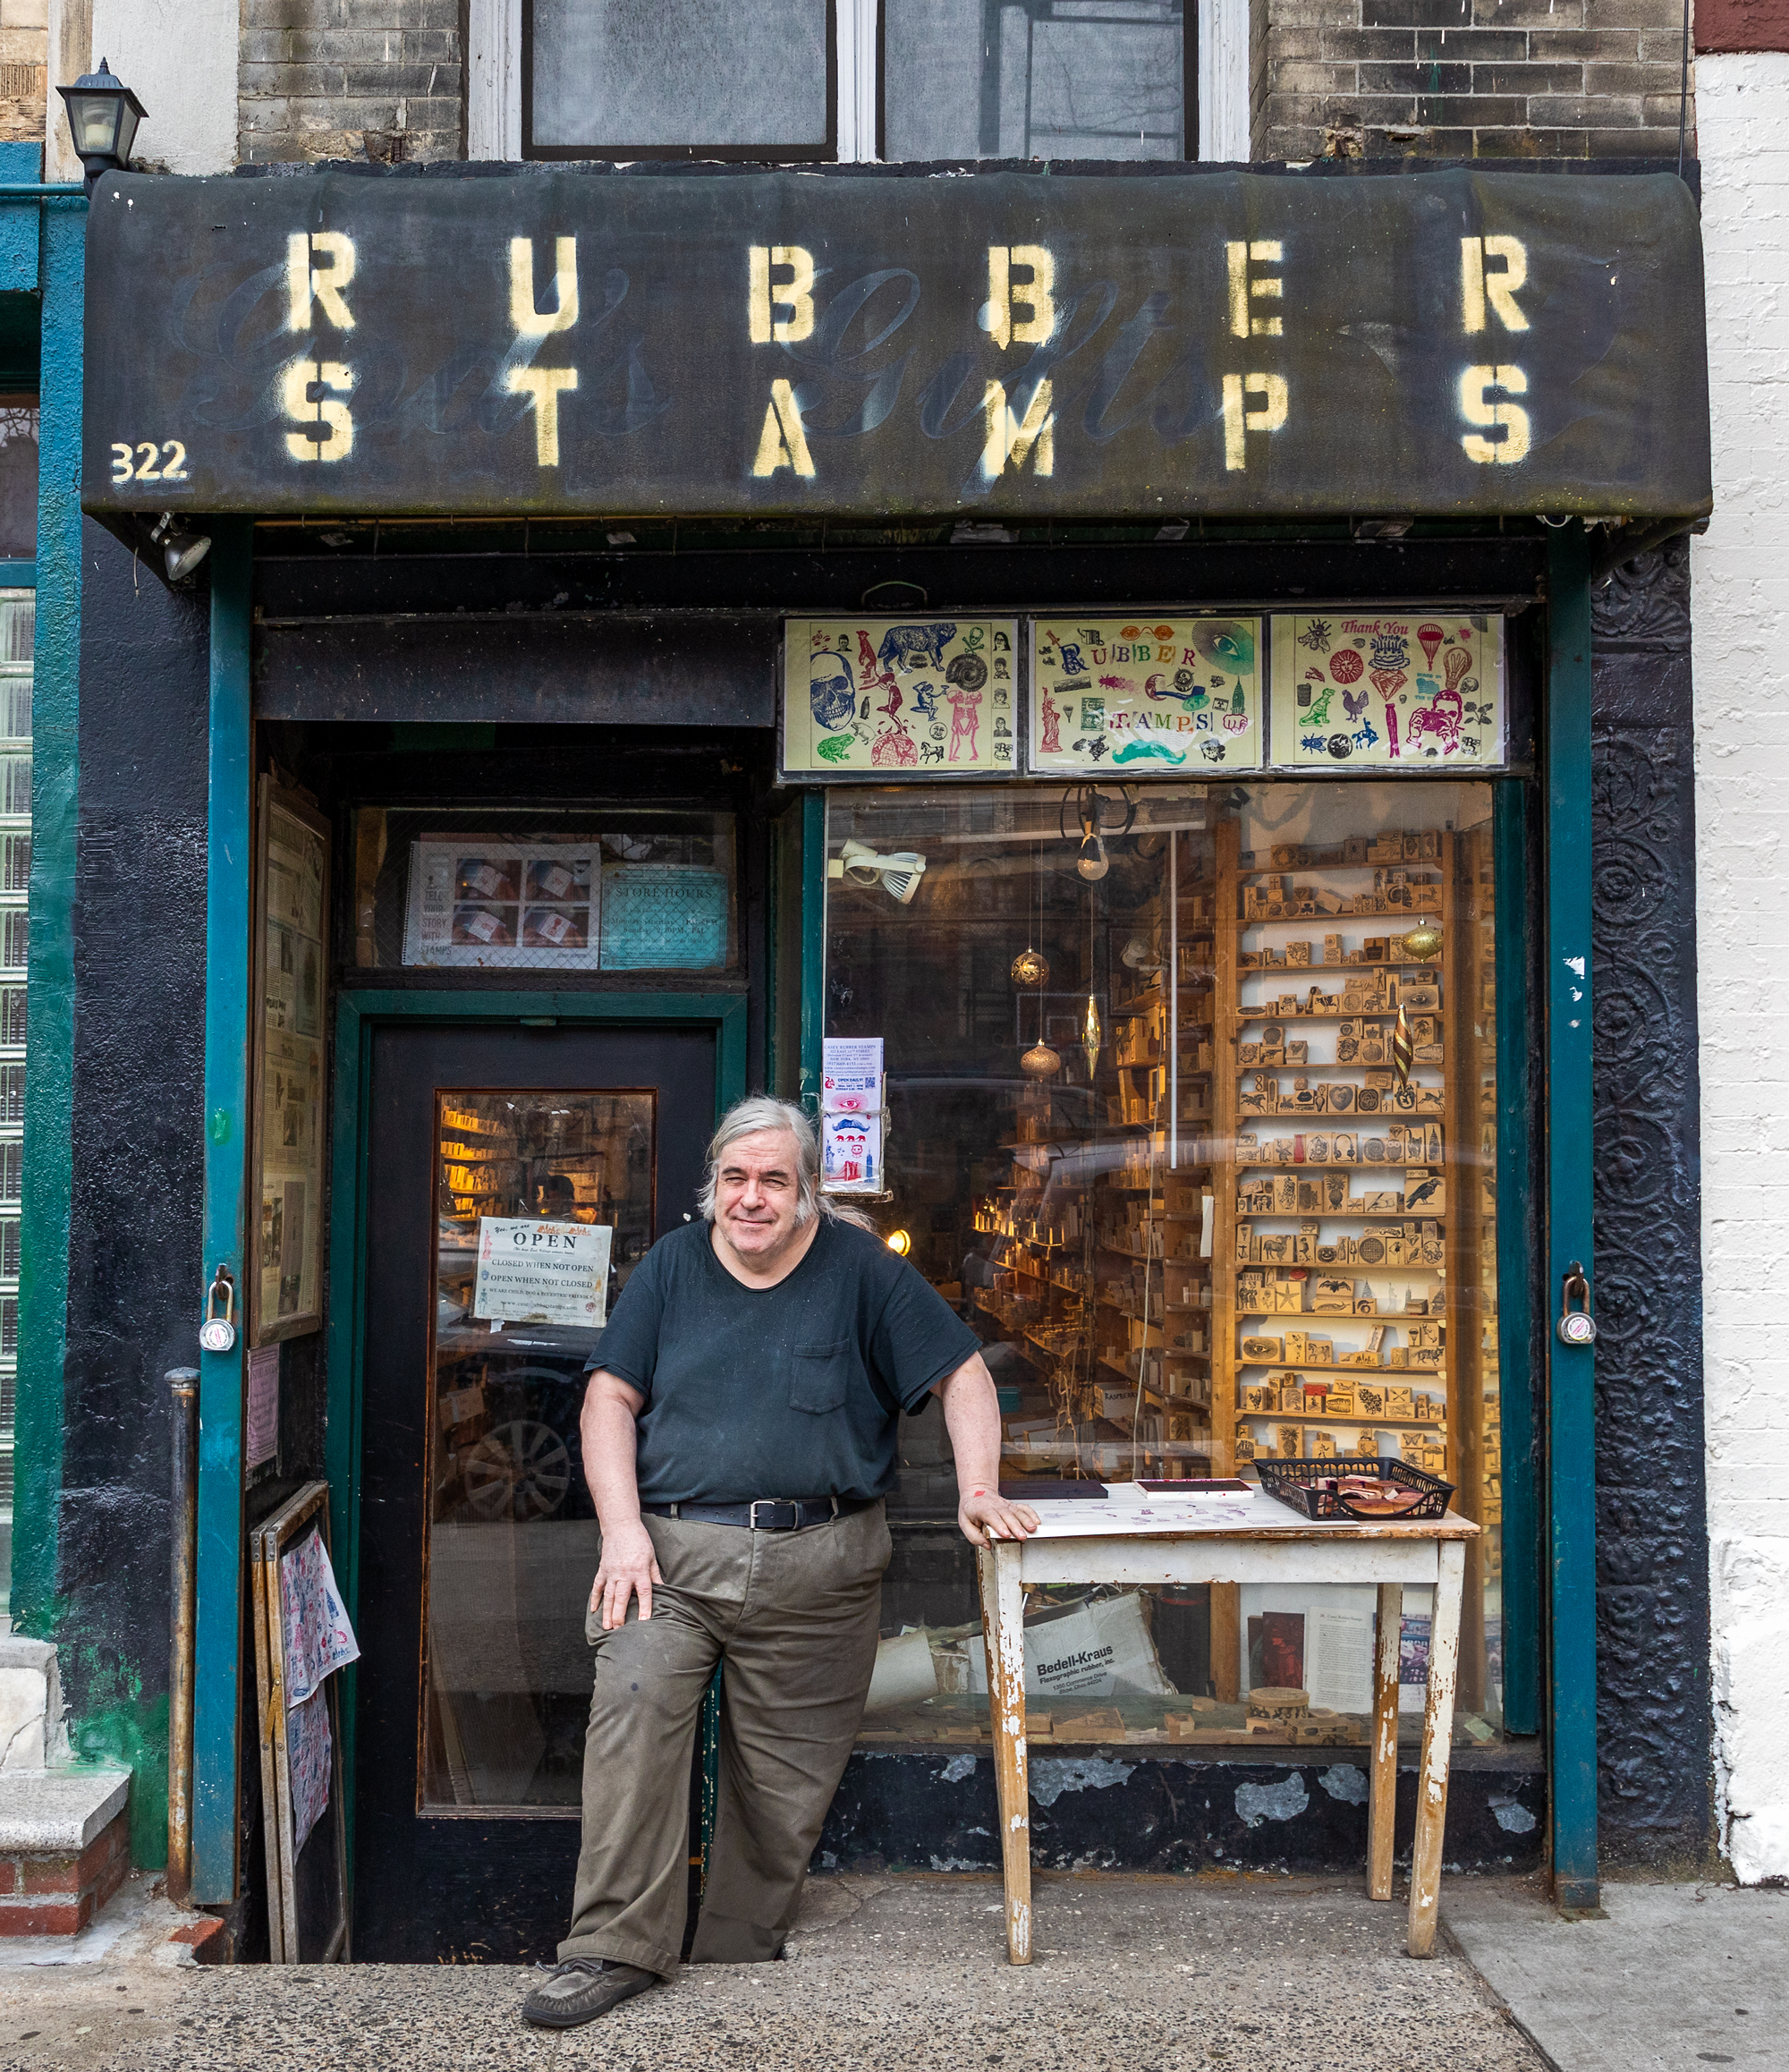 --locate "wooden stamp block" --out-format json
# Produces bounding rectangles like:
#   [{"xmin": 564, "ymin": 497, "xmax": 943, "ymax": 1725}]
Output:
[
  {"xmin": 1286, "ymin": 941, "xmax": 1311, "ymax": 967},
  {"xmin": 1358, "ymin": 1385, "xmax": 1386, "ymax": 1417},
  {"xmin": 1276, "ymin": 1424, "xmax": 1301, "ymax": 1457}
]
